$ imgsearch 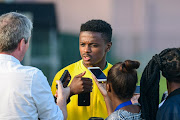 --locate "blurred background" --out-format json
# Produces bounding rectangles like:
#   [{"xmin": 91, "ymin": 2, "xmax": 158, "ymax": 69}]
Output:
[{"xmin": 1, "ymin": 0, "xmax": 180, "ymax": 99}]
